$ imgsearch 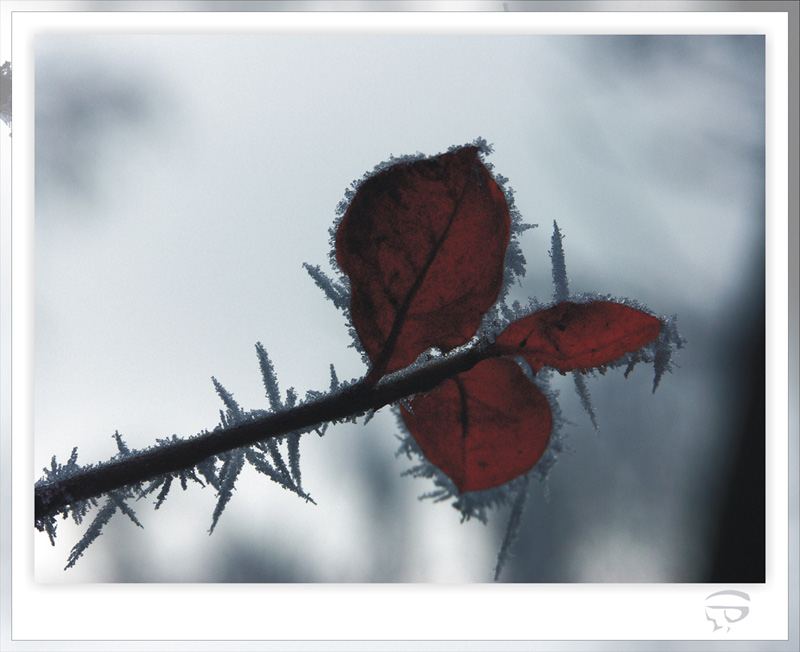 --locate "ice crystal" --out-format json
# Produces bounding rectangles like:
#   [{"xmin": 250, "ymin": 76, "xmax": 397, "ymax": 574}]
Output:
[
  {"xmin": 302, "ymin": 263, "xmax": 350, "ymax": 312},
  {"xmin": 572, "ymin": 370, "xmax": 599, "ymax": 431},
  {"xmin": 209, "ymin": 449, "xmax": 245, "ymax": 534},
  {"xmin": 255, "ymin": 341, "xmax": 282, "ymax": 410},
  {"xmin": 550, "ymin": 220, "xmax": 569, "ymax": 302}
]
